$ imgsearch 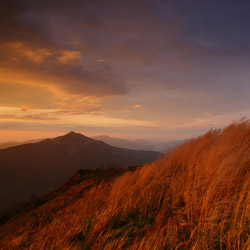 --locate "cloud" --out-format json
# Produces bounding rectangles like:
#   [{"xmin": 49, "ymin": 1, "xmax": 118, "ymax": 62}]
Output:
[
  {"xmin": 0, "ymin": 106, "xmax": 58, "ymax": 121},
  {"xmin": 133, "ymin": 104, "xmax": 142, "ymax": 109},
  {"xmin": 54, "ymin": 96, "xmax": 102, "ymax": 115},
  {"xmin": 0, "ymin": 81, "xmax": 103, "ymax": 117},
  {"xmin": 0, "ymin": 0, "xmax": 54, "ymax": 48},
  {"xmin": 1, "ymin": 0, "xmax": 250, "ymax": 141},
  {"xmin": 20, "ymin": 106, "xmax": 30, "ymax": 112},
  {"xmin": 0, "ymin": 1, "xmax": 129, "ymax": 99},
  {"xmin": 0, "ymin": 81, "xmax": 56, "ymax": 109},
  {"xmin": 5, "ymin": 42, "xmax": 52, "ymax": 63},
  {"xmin": 0, "ymin": 114, "xmax": 58, "ymax": 121},
  {"xmin": 201, "ymin": 112, "xmax": 220, "ymax": 117},
  {"xmin": 0, "ymin": 41, "xmax": 128, "ymax": 98},
  {"xmin": 57, "ymin": 50, "xmax": 83, "ymax": 64},
  {"xmin": 1, "ymin": 0, "xmax": 250, "ymax": 97},
  {"xmin": 180, "ymin": 110, "xmax": 250, "ymax": 128},
  {"xmin": 0, "ymin": 116, "xmax": 158, "ymax": 132}
]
